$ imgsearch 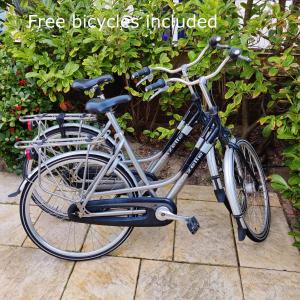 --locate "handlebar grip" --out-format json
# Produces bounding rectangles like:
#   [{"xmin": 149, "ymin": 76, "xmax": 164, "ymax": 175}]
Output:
[
  {"xmin": 209, "ymin": 36, "xmax": 222, "ymax": 48},
  {"xmin": 229, "ymin": 47, "xmax": 242, "ymax": 59},
  {"xmin": 238, "ymin": 55, "xmax": 252, "ymax": 62},
  {"xmin": 145, "ymin": 79, "xmax": 166, "ymax": 92},
  {"xmin": 229, "ymin": 48, "xmax": 251, "ymax": 62},
  {"xmin": 132, "ymin": 67, "xmax": 151, "ymax": 79}
]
